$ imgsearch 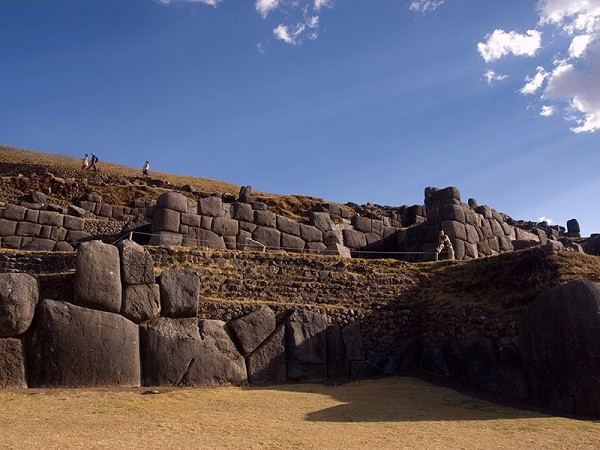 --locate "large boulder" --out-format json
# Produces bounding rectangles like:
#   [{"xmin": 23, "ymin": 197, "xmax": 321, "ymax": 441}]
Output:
[
  {"xmin": 247, "ymin": 324, "xmax": 286, "ymax": 385},
  {"xmin": 342, "ymin": 320, "xmax": 366, "ymax": 361},
  {"xmin": 285, "ymin": 309, "xmax": 327, "ymax": 382},
  {"xmin": 140, "ymin": 318, "xmax": 247, "ymax": 386},
  {"xmin": 159, "ymin": 269, "xmax": 200, "ymax": 318},
  {"xmin": 155, "ymin": 191, "xmax": 188, "ymax": 213},
  {"xmin": 520, "ymin": 281, "xmax": 600, "ymax": 414},
  {"xmin": 121, "ymin": 284, "xmax": 161, "ymax": 324},
  {"xmin": 0, "ymin": 273, "xmax": 39, "ymax": 338},
  {"xmin": 0, "ymin": 338, "xmax": 26, "ymax": 388},
  {"xmin": 118, "ymin": 240, "xmax": 155, "ymax": 285},
  {"xmin": 228, "ymin": 306, "xmax": 276, "ymax": 356},
  {"xmin": 26, "ymin": 299, "xmax": 140, "ymax": 387},
  {"xmin": 74, "ymin": 241, "xmax": 122, "ymax": 313}
]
